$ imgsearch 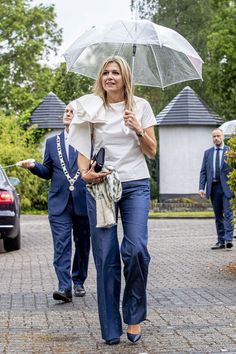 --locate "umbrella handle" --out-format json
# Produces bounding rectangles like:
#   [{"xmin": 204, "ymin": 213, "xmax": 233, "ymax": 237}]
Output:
[{"xmin": 131, "ymin": 44, "xmax": 137, "ymax": 79}]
